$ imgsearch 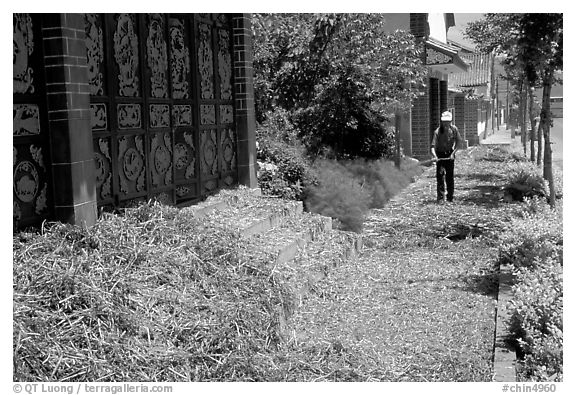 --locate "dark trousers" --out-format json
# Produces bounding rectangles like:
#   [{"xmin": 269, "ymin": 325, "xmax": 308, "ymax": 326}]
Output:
[{"xmin": 436, "ymin": 157, "xmax": 455, "ymax": 201}]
